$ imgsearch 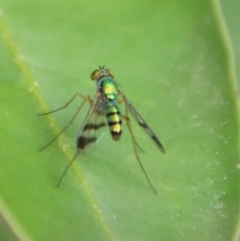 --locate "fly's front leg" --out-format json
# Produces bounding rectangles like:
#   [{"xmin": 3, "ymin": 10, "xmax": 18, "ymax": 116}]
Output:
[
  {"xmin": 38, "ymin": 93, "xmax": 91, "ymax": 116},
  {"xmin": 39, "ymin": 93, "xmax": 92, "ymax": 151}
]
